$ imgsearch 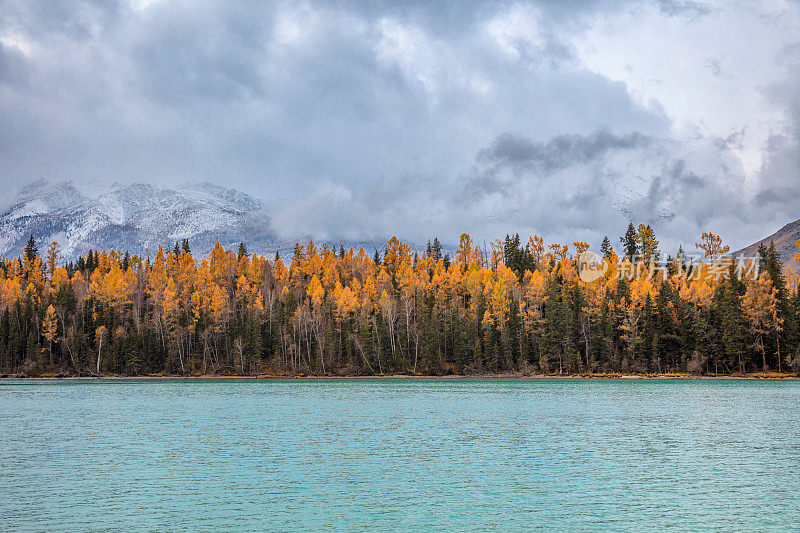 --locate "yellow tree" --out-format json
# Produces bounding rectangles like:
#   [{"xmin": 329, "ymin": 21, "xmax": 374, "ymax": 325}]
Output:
[
  {"xmin": 635, "ymin": 224, "xmax": 659, "ymax": 264},
  {"xmin": 42, "ymin": 304, "xmax": 58, "ymax": 366},
  {"xmin": 523, "ymin": 270, "xmax": 547, "ymax": 329},
  {"xmin": 573, "ymin": 241, "xmax": 590, "ymax": 255},
  {"xmin": 50, "ymin": 267, "xmax": 69, "ymax": 292},
  {"xmin": 695, "ymin": 232, "xmax": 730, "ymax": 261},
  {"xmin": 549, "ymin": 243, "xmax": 568, "ymax": 262},
  {"xmin": 1, "ymin": 276, "xmax": 23, "ymax": 310},
  {"xmin": 162, "ymin": 277, "xmax": 184, "ymax": 373},
  {"xmin": 484, "ymin": 279, "xmax": 510, "ymax": 327},
  {"xmin": 210, "ymin": 285, "xmax": 229, "ymax": 333},
  {"xmin": 455, "ymin": 233, "xmax": 475, "ymax": 271},
  {"xmin": 24, "ymin": 251, "xmax": 45, "ymax": 293},
  {"xmin": 741, "ymin": 273, "xmax": 780, "ymax": 371},
  {"xmin": 46, "ymin": 241, "xmax": 61, "ymax": 276},
  {"xmin": 528, "ymin": 235, "xmax": 545, "ymax": 267}
]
